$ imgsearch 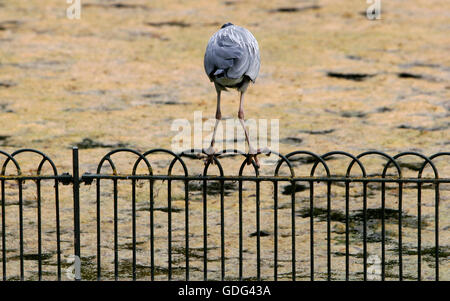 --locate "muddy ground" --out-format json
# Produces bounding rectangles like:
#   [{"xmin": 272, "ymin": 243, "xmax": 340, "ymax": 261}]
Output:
[{"xmin": 0, "ymin": 0, "xmax": 449, "ymax": 280}]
